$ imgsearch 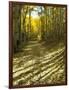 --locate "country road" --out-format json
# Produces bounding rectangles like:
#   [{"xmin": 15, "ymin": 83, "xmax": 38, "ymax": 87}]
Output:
[{"xmin": 13, "ymin": 41, "xmax": 66, "ymax": 86}]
